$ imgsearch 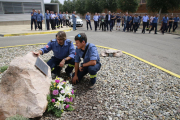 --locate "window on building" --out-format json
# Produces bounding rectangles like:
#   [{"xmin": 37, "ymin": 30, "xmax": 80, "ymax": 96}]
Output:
[
  {"xmin": 3, "ymin": 2, "xmax": 23, "ymax": 14},
  {"xmin": 23, "ymin": 2, "xmax": 41, "ymax": 14},
  {"xmin": 0, "ymin": 2, "xmax": 3, "ymax": 14}
]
